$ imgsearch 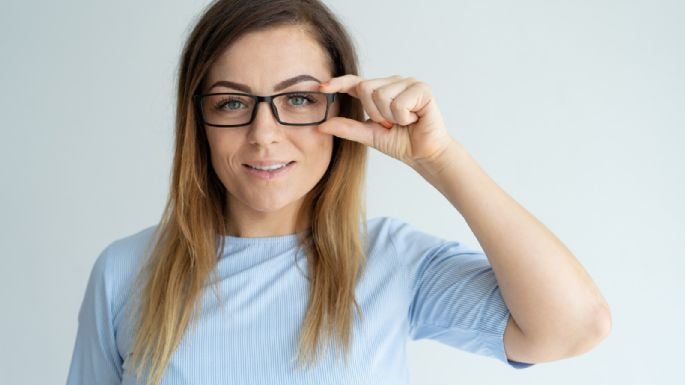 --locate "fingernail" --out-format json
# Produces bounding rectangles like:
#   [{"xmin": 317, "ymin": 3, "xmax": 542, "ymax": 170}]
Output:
[{"xmin": 381, "ymin": 121, "xmax": 393, "ymax": 129}]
